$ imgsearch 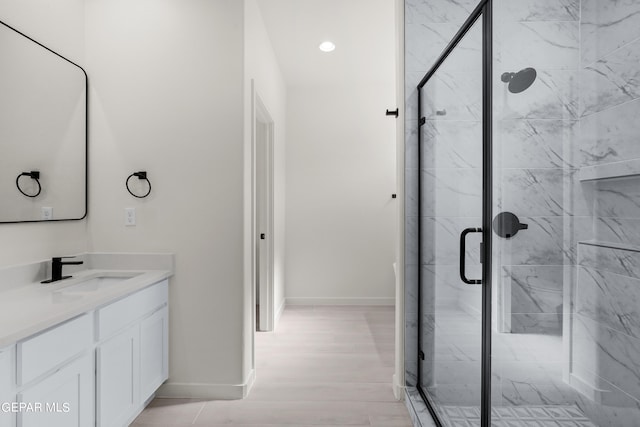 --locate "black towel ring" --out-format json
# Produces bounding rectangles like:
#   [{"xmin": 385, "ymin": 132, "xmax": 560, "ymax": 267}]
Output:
[
  {"xmin": 126, "ymin": 171, "xmax": 151, "ymax": 198},
  {"xmin": 16, "ymin": 171, "xmax": 42, "ymax": 198}
]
